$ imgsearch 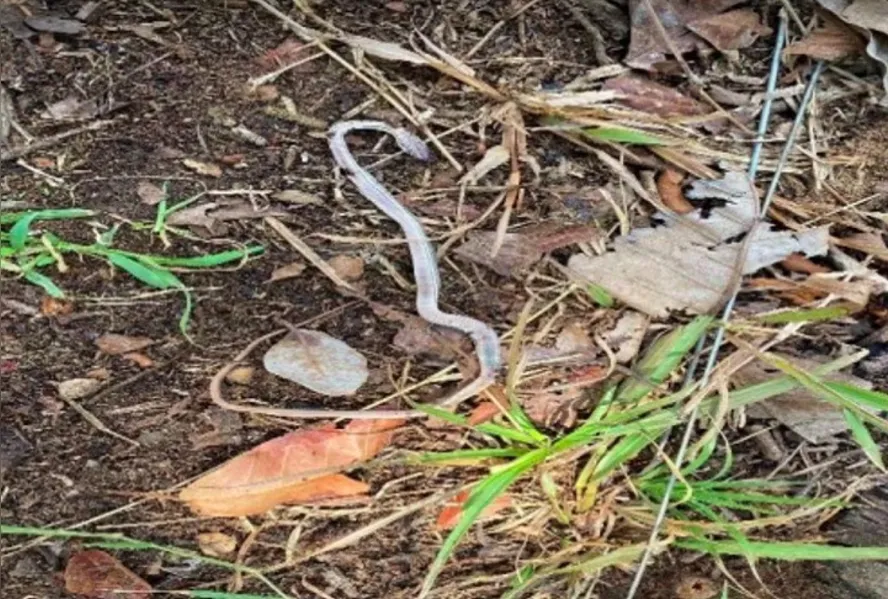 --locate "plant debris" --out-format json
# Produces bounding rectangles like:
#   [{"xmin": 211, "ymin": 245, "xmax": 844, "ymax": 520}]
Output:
[
  {"xmin": 567, "ymin": 172, "xmax": 830, "ymax": 317},
  {"xmin": 263, "ymin": 329, "xmax": 369, "ymax": 396}
]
